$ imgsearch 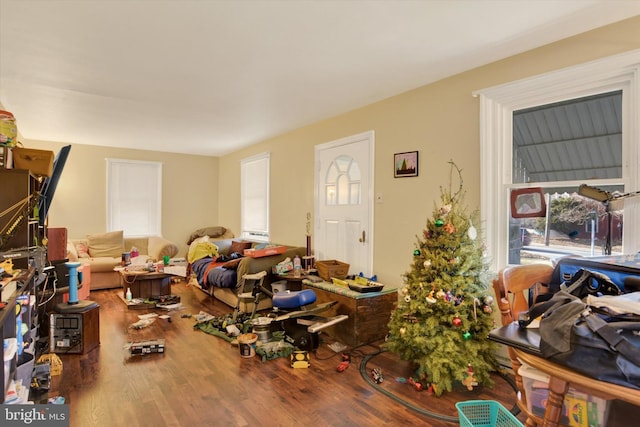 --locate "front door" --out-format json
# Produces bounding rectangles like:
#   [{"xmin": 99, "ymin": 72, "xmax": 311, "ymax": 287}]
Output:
[{"xmin": 315, "ymin": 131, "xmax": 374, "ymax": 277}]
